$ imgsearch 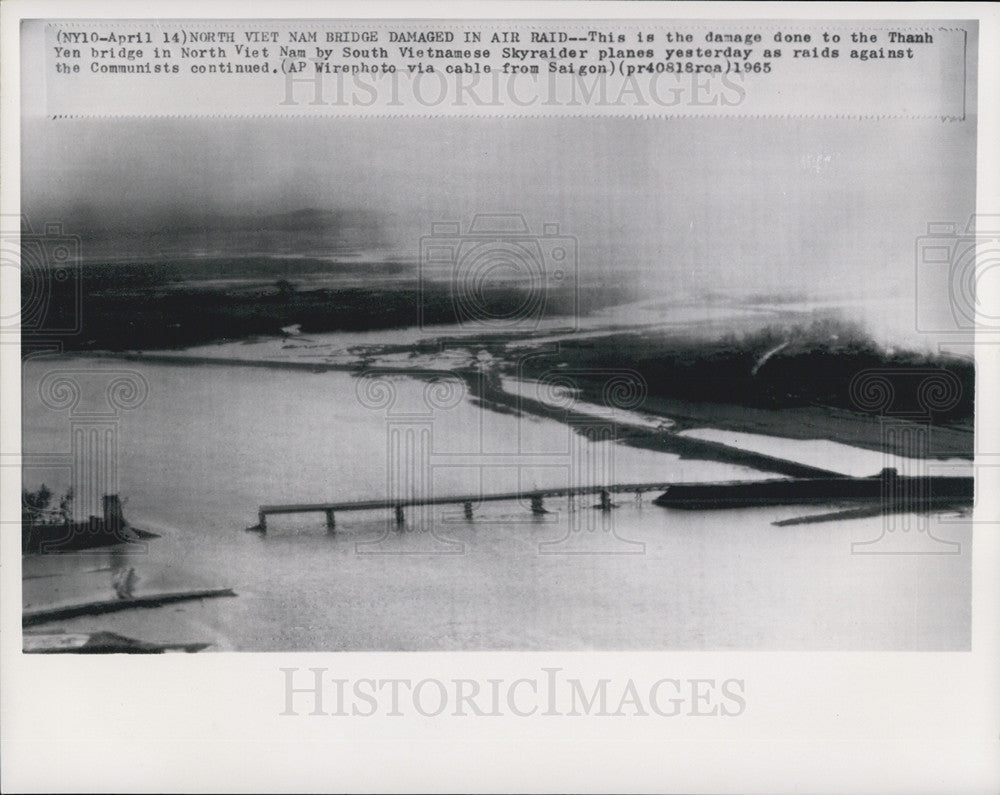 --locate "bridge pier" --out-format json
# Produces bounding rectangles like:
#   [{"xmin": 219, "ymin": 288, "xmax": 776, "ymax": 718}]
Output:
[
  {"xmin": 325, "ymin": 509, "xmax": 336, "ymax": 532},
  {"xmin": 463, "ymin": 501, "xmax": 474, "ymax": 521},
  {"xmin": 599, "ymin": 489, "xmax": 612, "ymax": 512},
  {"xmin": 257, "ymin": 511, "xmax": 267, "ymax": 533},
  {"xmin": 394, "ymin": 505, "xmax": 405, "ymax": 526},
  {"xmin": 531, "ymin": 495, "xmax": 546, "ymax": 515}
]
